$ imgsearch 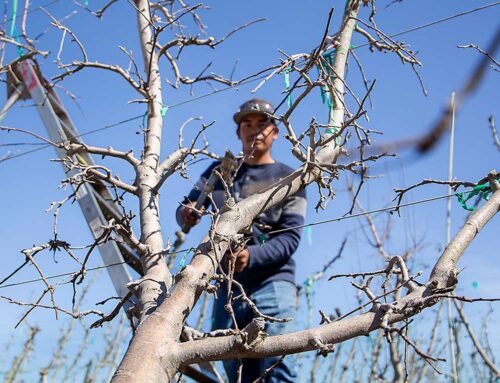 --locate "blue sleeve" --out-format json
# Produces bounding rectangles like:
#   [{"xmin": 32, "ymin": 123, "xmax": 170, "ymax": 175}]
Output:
[
  {"xmin": 175, "ymin": 162, "xmax": 219, "ymax": 226},
  {"xmin": 246, "ymin": 190, "xmax": 307, "ymax": 269}
]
